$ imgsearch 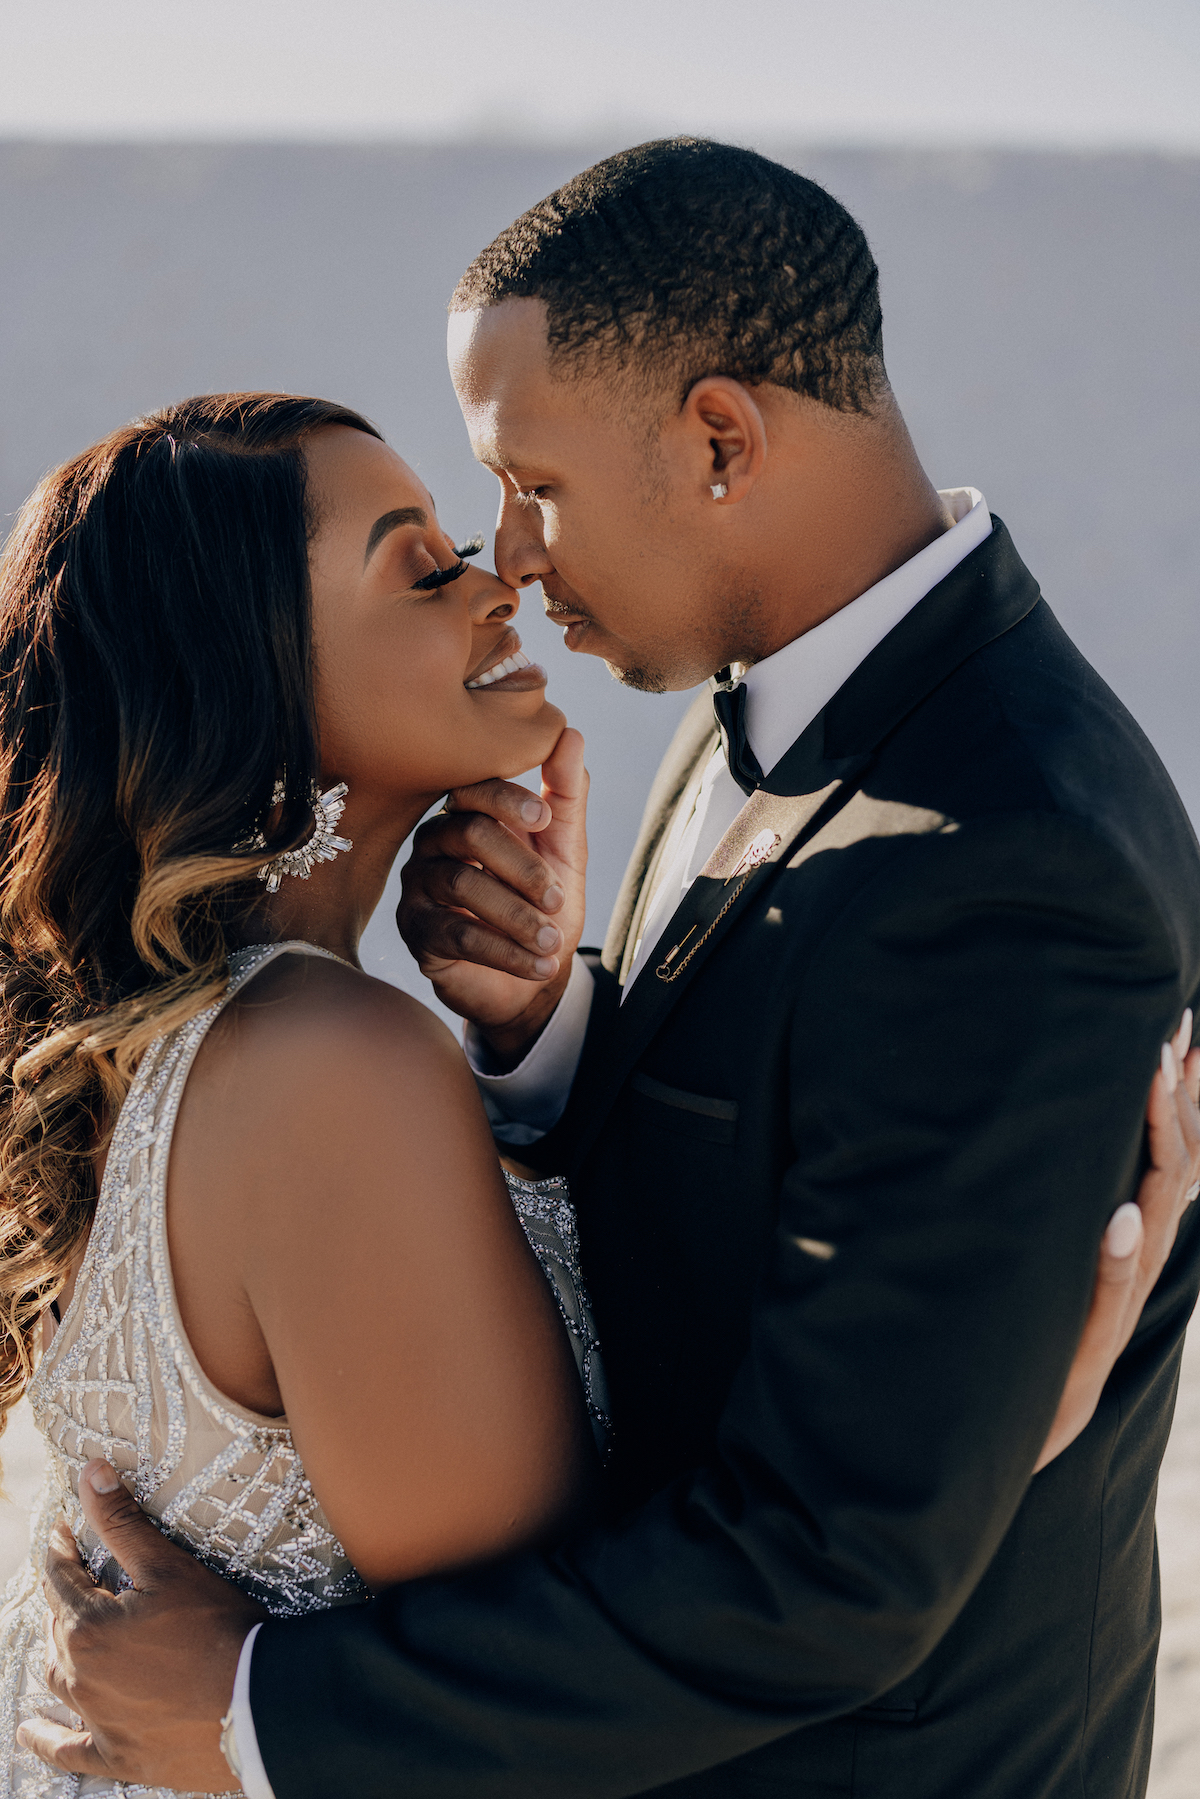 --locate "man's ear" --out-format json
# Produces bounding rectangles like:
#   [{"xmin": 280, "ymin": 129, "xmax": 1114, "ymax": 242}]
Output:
[{"xmin": 678, "ymin": 375, "xmax": 768, "ymax": 505}]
